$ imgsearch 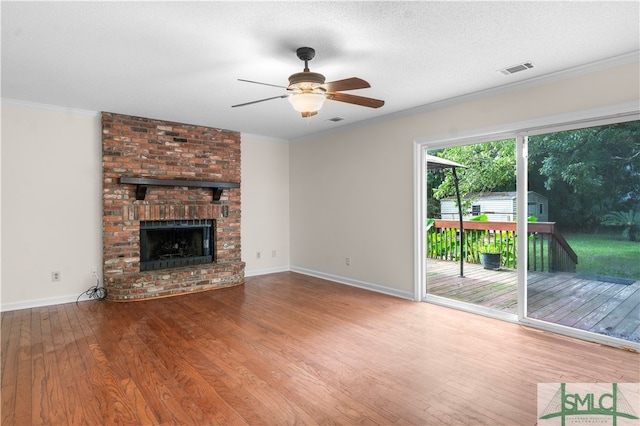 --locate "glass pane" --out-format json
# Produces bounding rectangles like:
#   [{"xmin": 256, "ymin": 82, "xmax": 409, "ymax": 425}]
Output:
[
  {"xmin": 526, "ymin": 121, "xmax": 640, "ymax": 343},
  {"xmin": 426, "ymin": 140, "xmax": 518, "ymax": 314}
]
